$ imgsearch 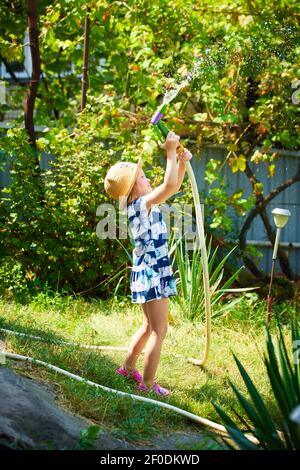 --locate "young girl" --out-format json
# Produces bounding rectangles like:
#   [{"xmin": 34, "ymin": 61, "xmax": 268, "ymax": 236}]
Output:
[{"xmin": 104, "ymin": 131, "xmax": 192, "ymax": 397}]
